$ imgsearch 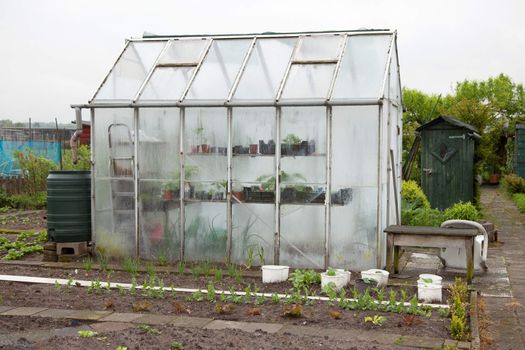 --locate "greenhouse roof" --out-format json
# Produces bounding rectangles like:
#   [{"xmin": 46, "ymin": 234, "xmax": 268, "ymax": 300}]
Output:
[{"xmin": 85, "ymin": 29, "xmax": 399, "ymax": 107}]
